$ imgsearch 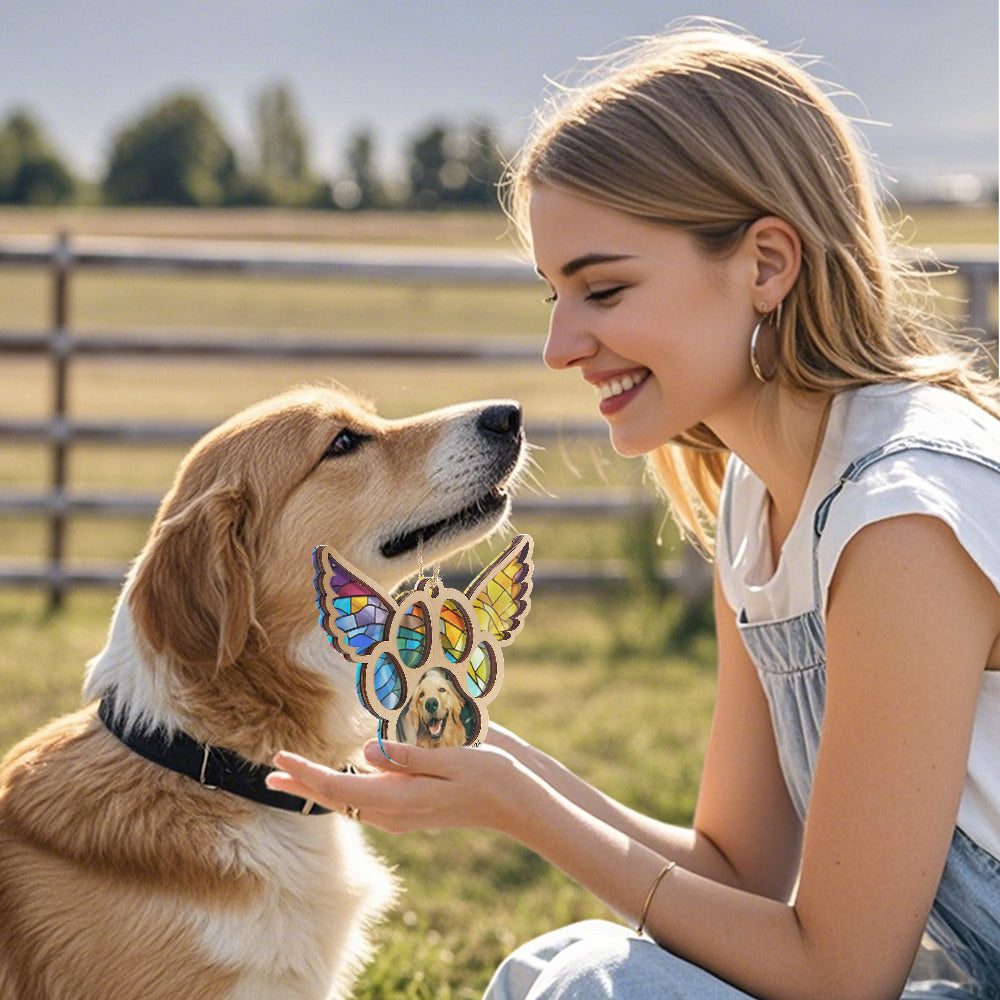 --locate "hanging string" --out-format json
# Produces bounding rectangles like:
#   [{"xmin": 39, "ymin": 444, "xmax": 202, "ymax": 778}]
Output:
[{"xmin": 415, "ymin": 534, "xmax": 445, "ymax": 593}]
